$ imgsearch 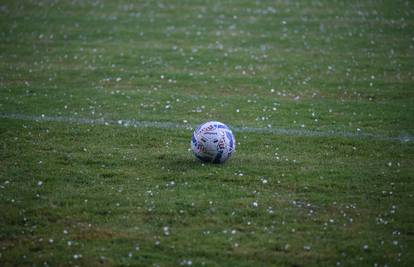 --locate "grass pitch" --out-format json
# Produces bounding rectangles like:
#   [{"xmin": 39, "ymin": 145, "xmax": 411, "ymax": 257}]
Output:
[{"xmin": 1, "ymin": 0, "xmax": 414, "ymax": 266}]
